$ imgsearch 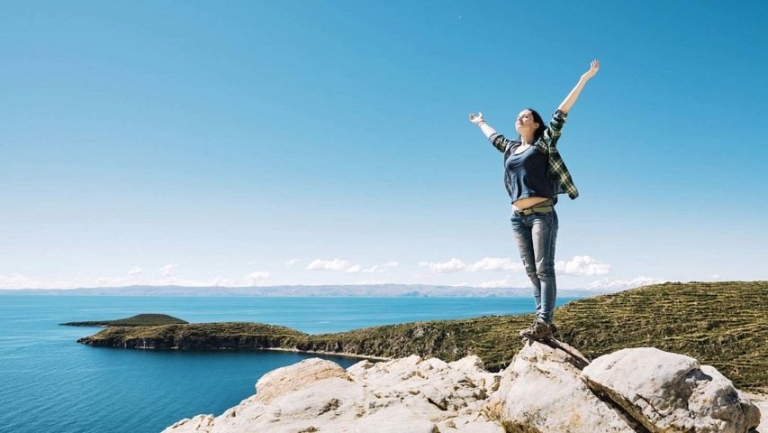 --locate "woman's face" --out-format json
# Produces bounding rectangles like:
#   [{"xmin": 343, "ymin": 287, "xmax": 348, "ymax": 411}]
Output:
[{"xmin": 515, "ymin": 110, "xmax": 540, "ymax": 136}]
